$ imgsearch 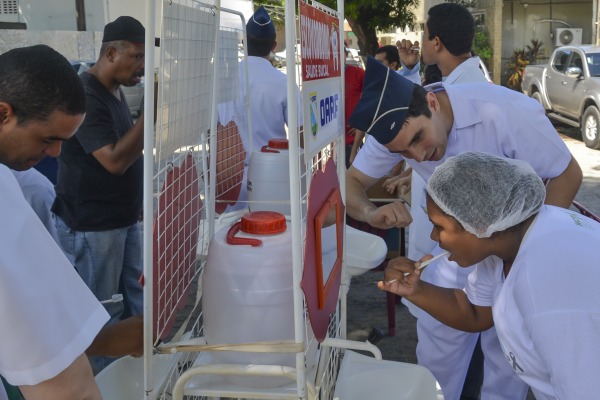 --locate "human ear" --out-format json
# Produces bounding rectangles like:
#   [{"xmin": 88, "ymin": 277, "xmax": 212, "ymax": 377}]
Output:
[
  {"xmin": 0, "ymin": 102, "xmax": 14, "ymax": 124},
  {"xmin": 425, "ymin": 92, "xmax": 440, "ymax": 112}
]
